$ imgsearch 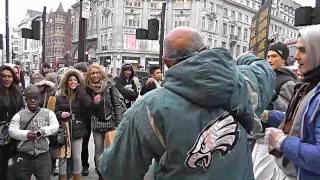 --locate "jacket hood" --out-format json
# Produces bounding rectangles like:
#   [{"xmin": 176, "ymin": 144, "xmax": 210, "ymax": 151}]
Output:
[
  {"xmin": 59, "ymin": 69, "xmax": 85, "ymax": 96},
  {"xmin": 164, "ymin": 48, "xmax": 236, "ymax": 108},
  {"xmin": 300, "ymin": 25, "xmax": 320, "ymax": 72},
  {"xmin": 120, "ymin": 63, "xmax": 135, "ymax": 79}
]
